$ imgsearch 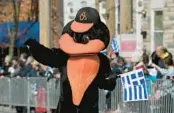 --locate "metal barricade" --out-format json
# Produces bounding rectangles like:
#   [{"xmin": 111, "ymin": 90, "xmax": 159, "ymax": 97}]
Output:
[
  {"xmin": 111, "ymin": 79, "xmax": 122, "ymax": 111},
  {"xmin": 47, "ymin": 79, "xmax": 60, "ymax": 109},
  {"xmin": 0, "ymin": 77, "xmax": 60, "ymax": 113},
  {"xmin": 110, "ymin": 79, "xmax": 174, "ymax": 113},
  {"xmin": 0, "ymin": 78, "xmax": 10, "ymax": 105},
  {"xmin": 98, "ymin": 89, "xmax": 106, "ymax": 112},
  {"xmin": 0, "ymin": 77, "xmax": 173, "ymax": 113},
  {"xmin": 10, "ymin": 78, "xmax": 28, "ymax": 106}
]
